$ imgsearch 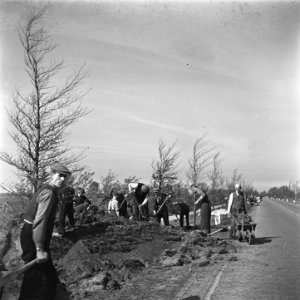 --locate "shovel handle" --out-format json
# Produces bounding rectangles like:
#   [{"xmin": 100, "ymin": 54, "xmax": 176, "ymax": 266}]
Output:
[{"xmin": 0, "ymin": 258, "xmax": 39, "ymax": 288}]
